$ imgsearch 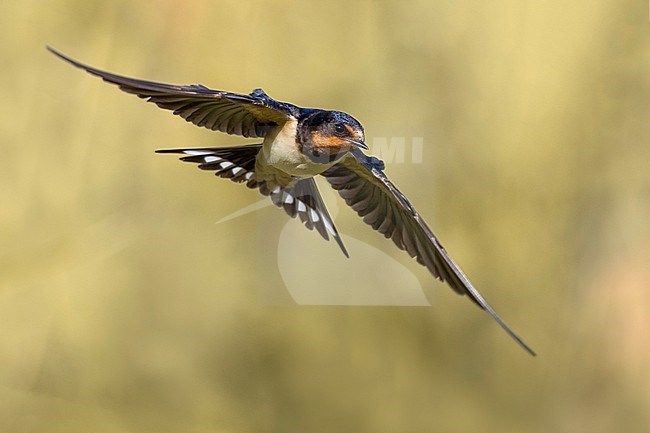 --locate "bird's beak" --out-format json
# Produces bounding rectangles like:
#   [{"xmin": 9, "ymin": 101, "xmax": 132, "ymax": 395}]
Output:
[{"xmin": 343, "ymin": 137, "xmax": 369, "ymax": 150}]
